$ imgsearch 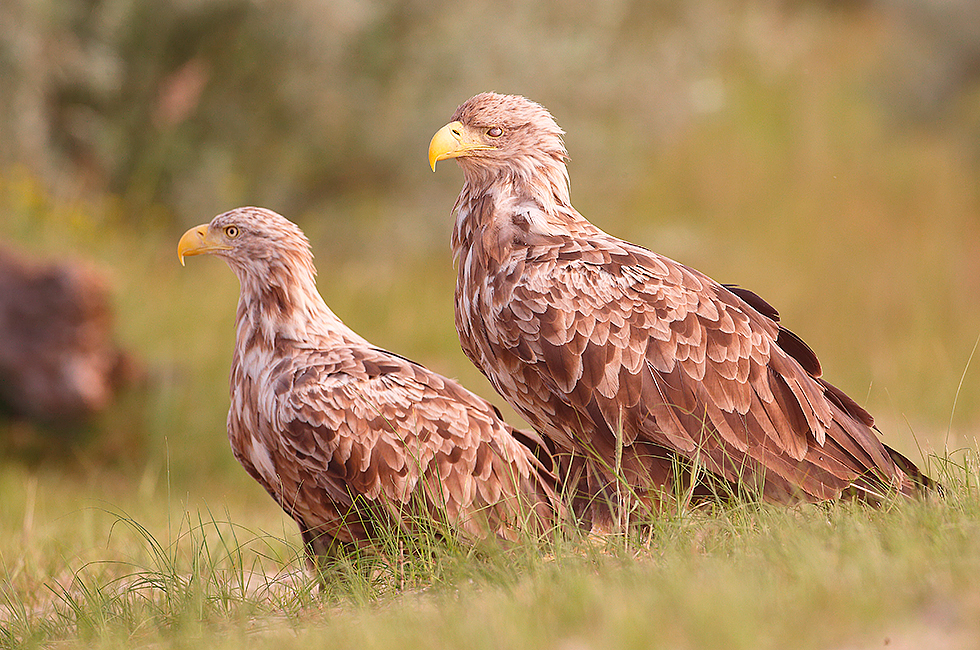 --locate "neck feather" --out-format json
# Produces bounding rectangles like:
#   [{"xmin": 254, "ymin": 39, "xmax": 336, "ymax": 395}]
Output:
[
  {"xmin": 230, "ymin": 251, "xmax": 357, "ymax": 347},
  {"xmin": 451, "ymin": 155, "xmax": 582, "ymax": 261}
]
